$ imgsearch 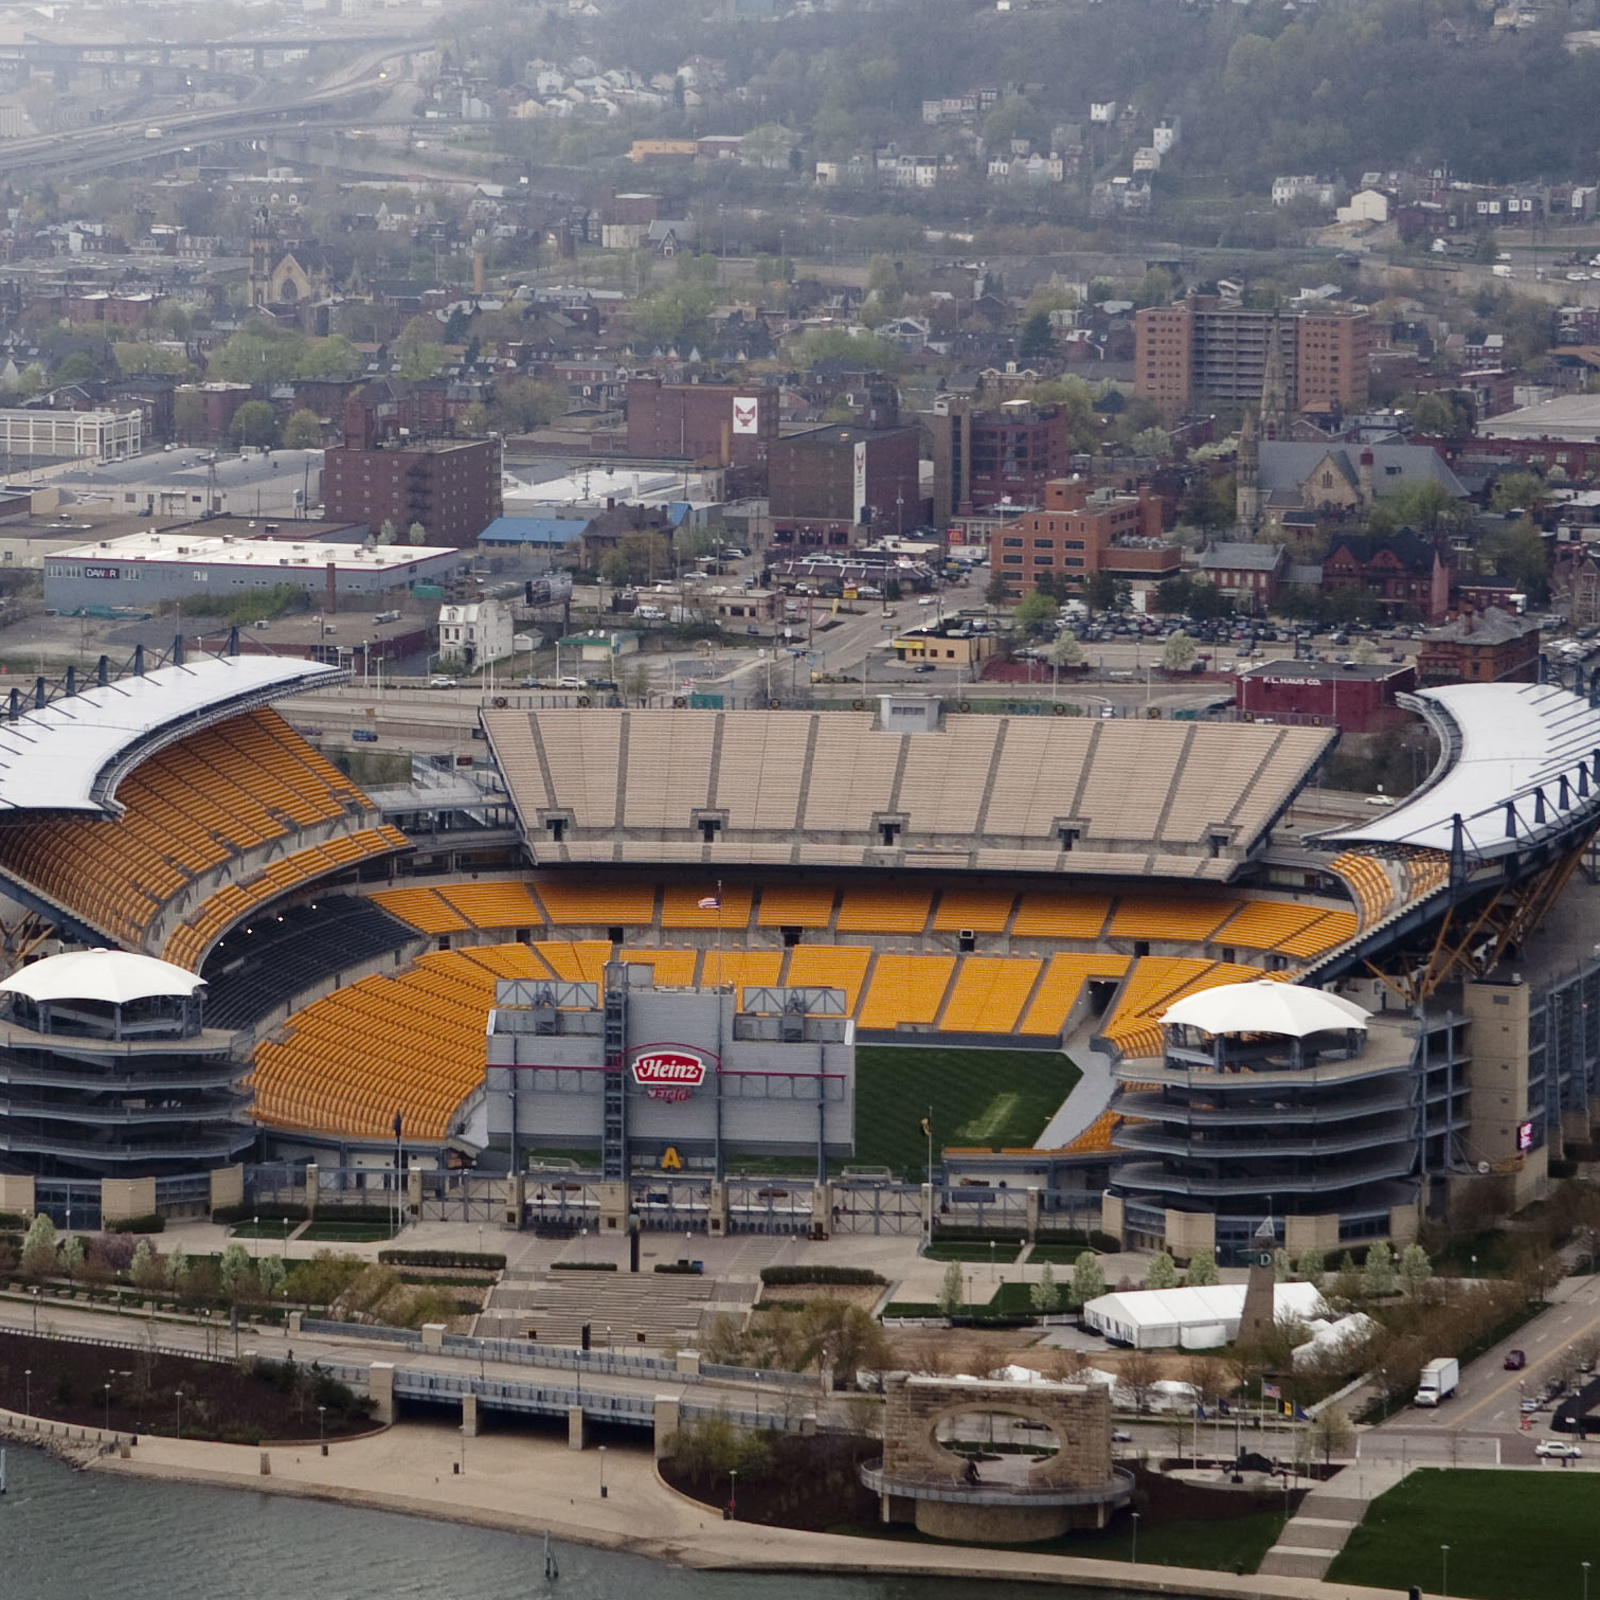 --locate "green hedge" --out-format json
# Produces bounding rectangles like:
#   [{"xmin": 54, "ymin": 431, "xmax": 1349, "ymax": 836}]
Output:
[
  {"xmin": 551, "ymin": 1260, "xmax": 617, "ymax": 1271},
  {"xmin": 377, "ymin": 1249, "xmax": 506, "ymax": 1271},
  {"xmin": 106, "ymin": 1214, "xmax": 166, "ymax": 1234},
  {"xmin": 213, "ymin": 1203, "xmax": 310, "ymax": 1225},
  {"xmin": 0, "ymin": 1212, "xmax": 27, "ymax": 1229},
  {"xmin": 655, "ymin": 1262, "xmax": 705, "ymax": 1275},
  {"xmin": 759, "ymin": 1265, "xmax": 885, "ymax": 1287}
]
